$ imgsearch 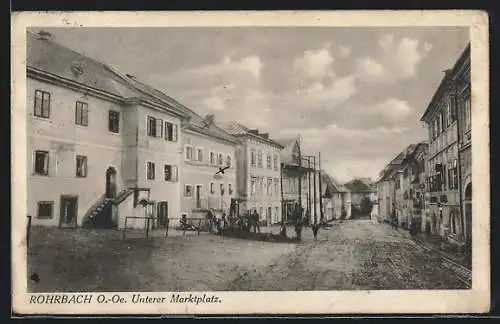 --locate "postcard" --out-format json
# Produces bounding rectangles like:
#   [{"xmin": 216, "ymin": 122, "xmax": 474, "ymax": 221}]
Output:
[{"xmin": 11, "ymin": 10, "xmax": 490, "ymax": 315}]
